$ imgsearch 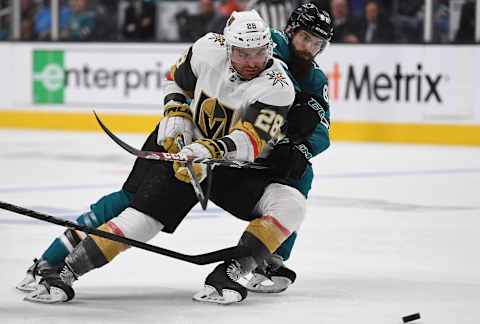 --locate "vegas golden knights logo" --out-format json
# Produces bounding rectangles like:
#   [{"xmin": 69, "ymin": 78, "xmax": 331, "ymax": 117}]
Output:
[{"xmin": 194, "ymin": 92, "xmax": 235, "ymax": 139}]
